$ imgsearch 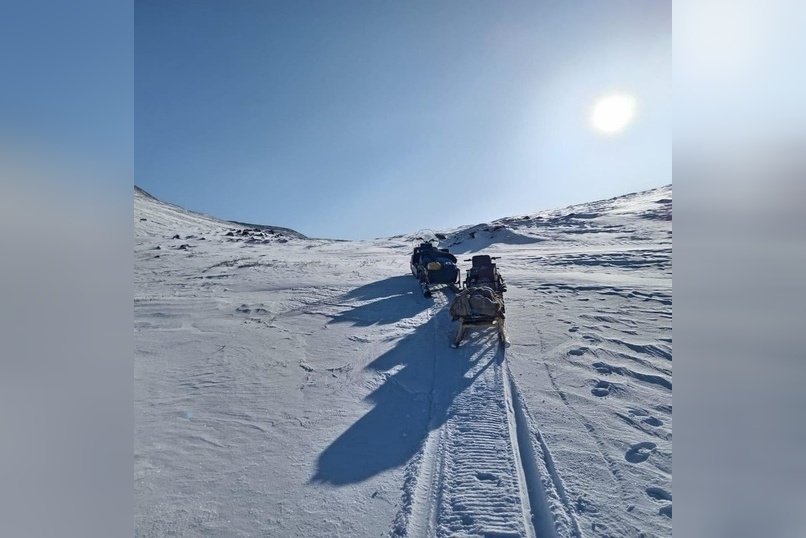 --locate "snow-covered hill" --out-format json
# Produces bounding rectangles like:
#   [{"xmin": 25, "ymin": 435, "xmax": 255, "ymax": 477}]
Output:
[
  {"xmin": 135, "ymin": 186, "xmax": 672, "ymax": 537},
  {"xmin": 135, "ymin": 186, "xmax": 307, "ymax": 240},
  {"xmin": 436, "ymin": 185, "xmax": 671, "ymax": 253}
]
